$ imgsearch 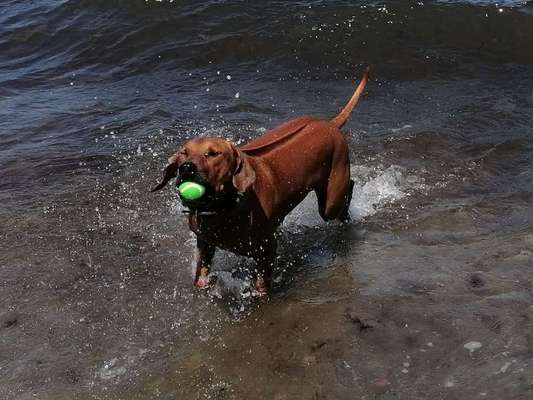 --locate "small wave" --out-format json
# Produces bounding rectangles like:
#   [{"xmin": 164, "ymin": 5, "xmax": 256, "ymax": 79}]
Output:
[
  {"xmin": 349, "ymin": 165, "xmax": 415, "ymax": 220},
  {"xmin": 436, "ymin": 0, "xmax": 528, "ymax": 6}
]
